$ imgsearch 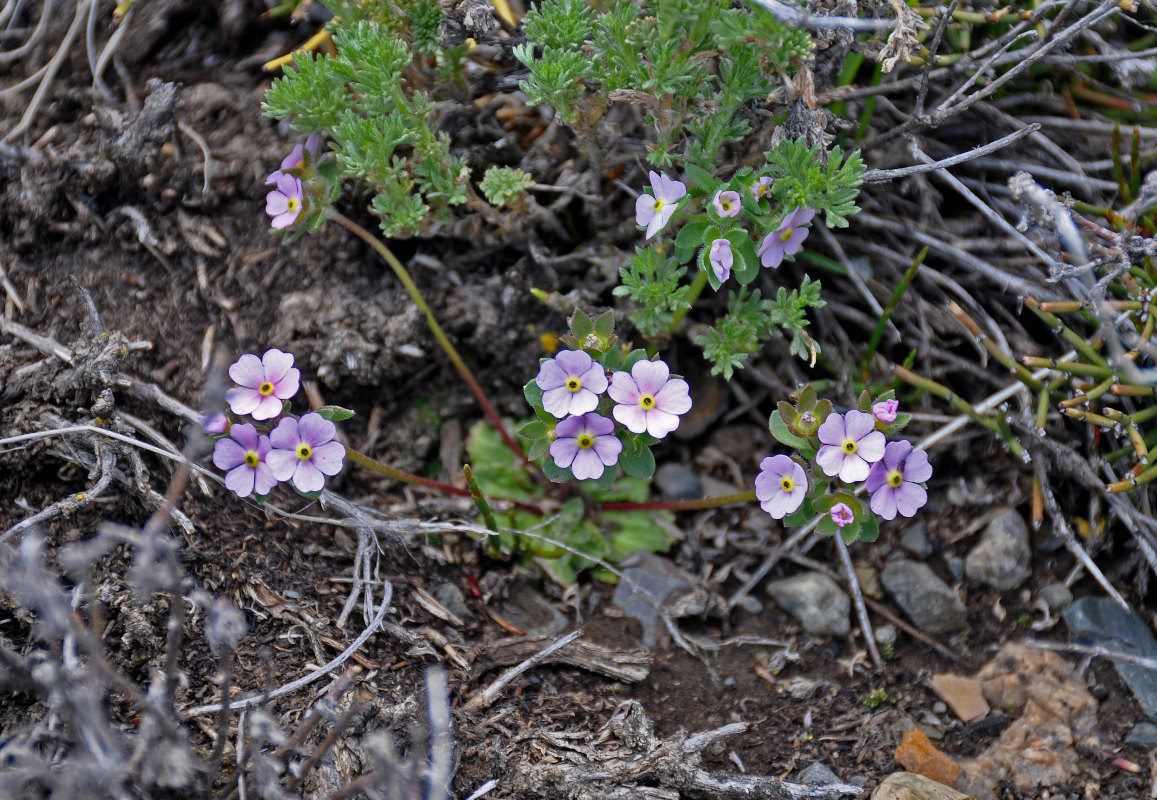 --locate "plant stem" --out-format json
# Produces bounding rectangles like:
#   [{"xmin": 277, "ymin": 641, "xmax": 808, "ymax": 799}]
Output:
[
  {"xmin": 344, "ymin": 446, "xmax": 546, "ymax": 516},
  {"xmin": 861, "ymin": 247, "xmax": 925, "ymax": 383},
  {"xmin": 834, "ymin": 534, "xmax": 883, "ymax": 670},
  {"xmin": 599, "ymin": 489, "xmax": 756, "ymax": 512},
  {"xmin": 669, "ymin": 267, "xmax": 709, "ymax": 332},
  {"xmin": 327, "ymin": 209, "xmax": 527, "ymax": 463}
]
